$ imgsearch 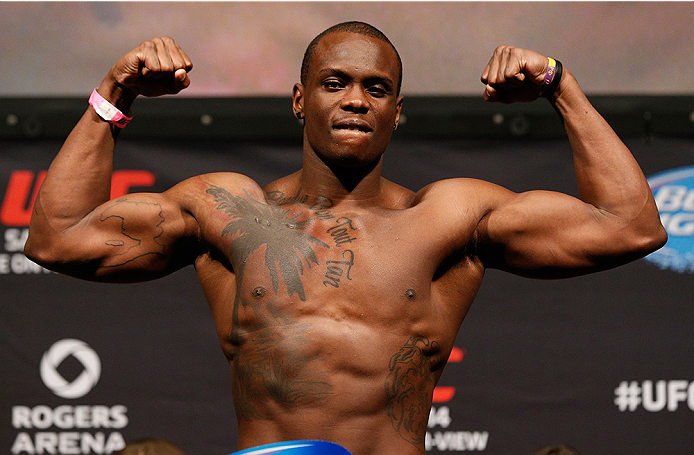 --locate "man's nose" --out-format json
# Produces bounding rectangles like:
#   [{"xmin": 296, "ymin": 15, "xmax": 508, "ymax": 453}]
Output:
[{"xmin": 341, "ymin": 86, "xmax": 369, "ymax": 113}]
